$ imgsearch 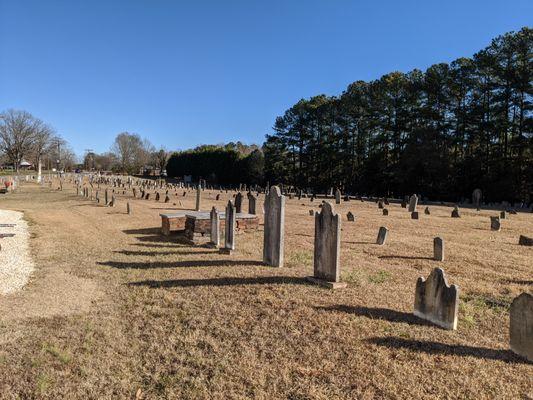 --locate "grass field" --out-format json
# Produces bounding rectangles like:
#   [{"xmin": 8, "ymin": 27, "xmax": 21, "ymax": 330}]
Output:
[{"xmin": 0, "ymin": 181, "xmax": 531, "ymax": 399}]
